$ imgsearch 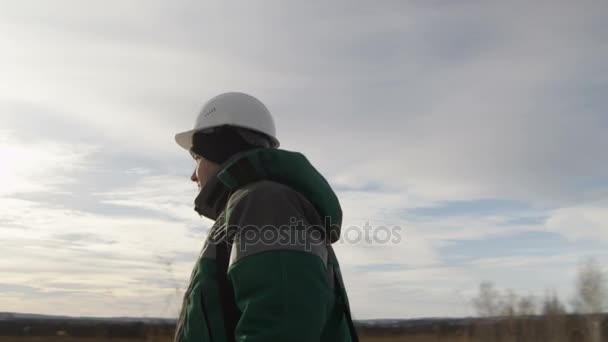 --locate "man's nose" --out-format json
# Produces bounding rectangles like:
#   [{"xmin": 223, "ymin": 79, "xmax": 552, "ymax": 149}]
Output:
[{"xmin": 191, "ymin": 170, "xmax": 198, "ymax": 183}]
